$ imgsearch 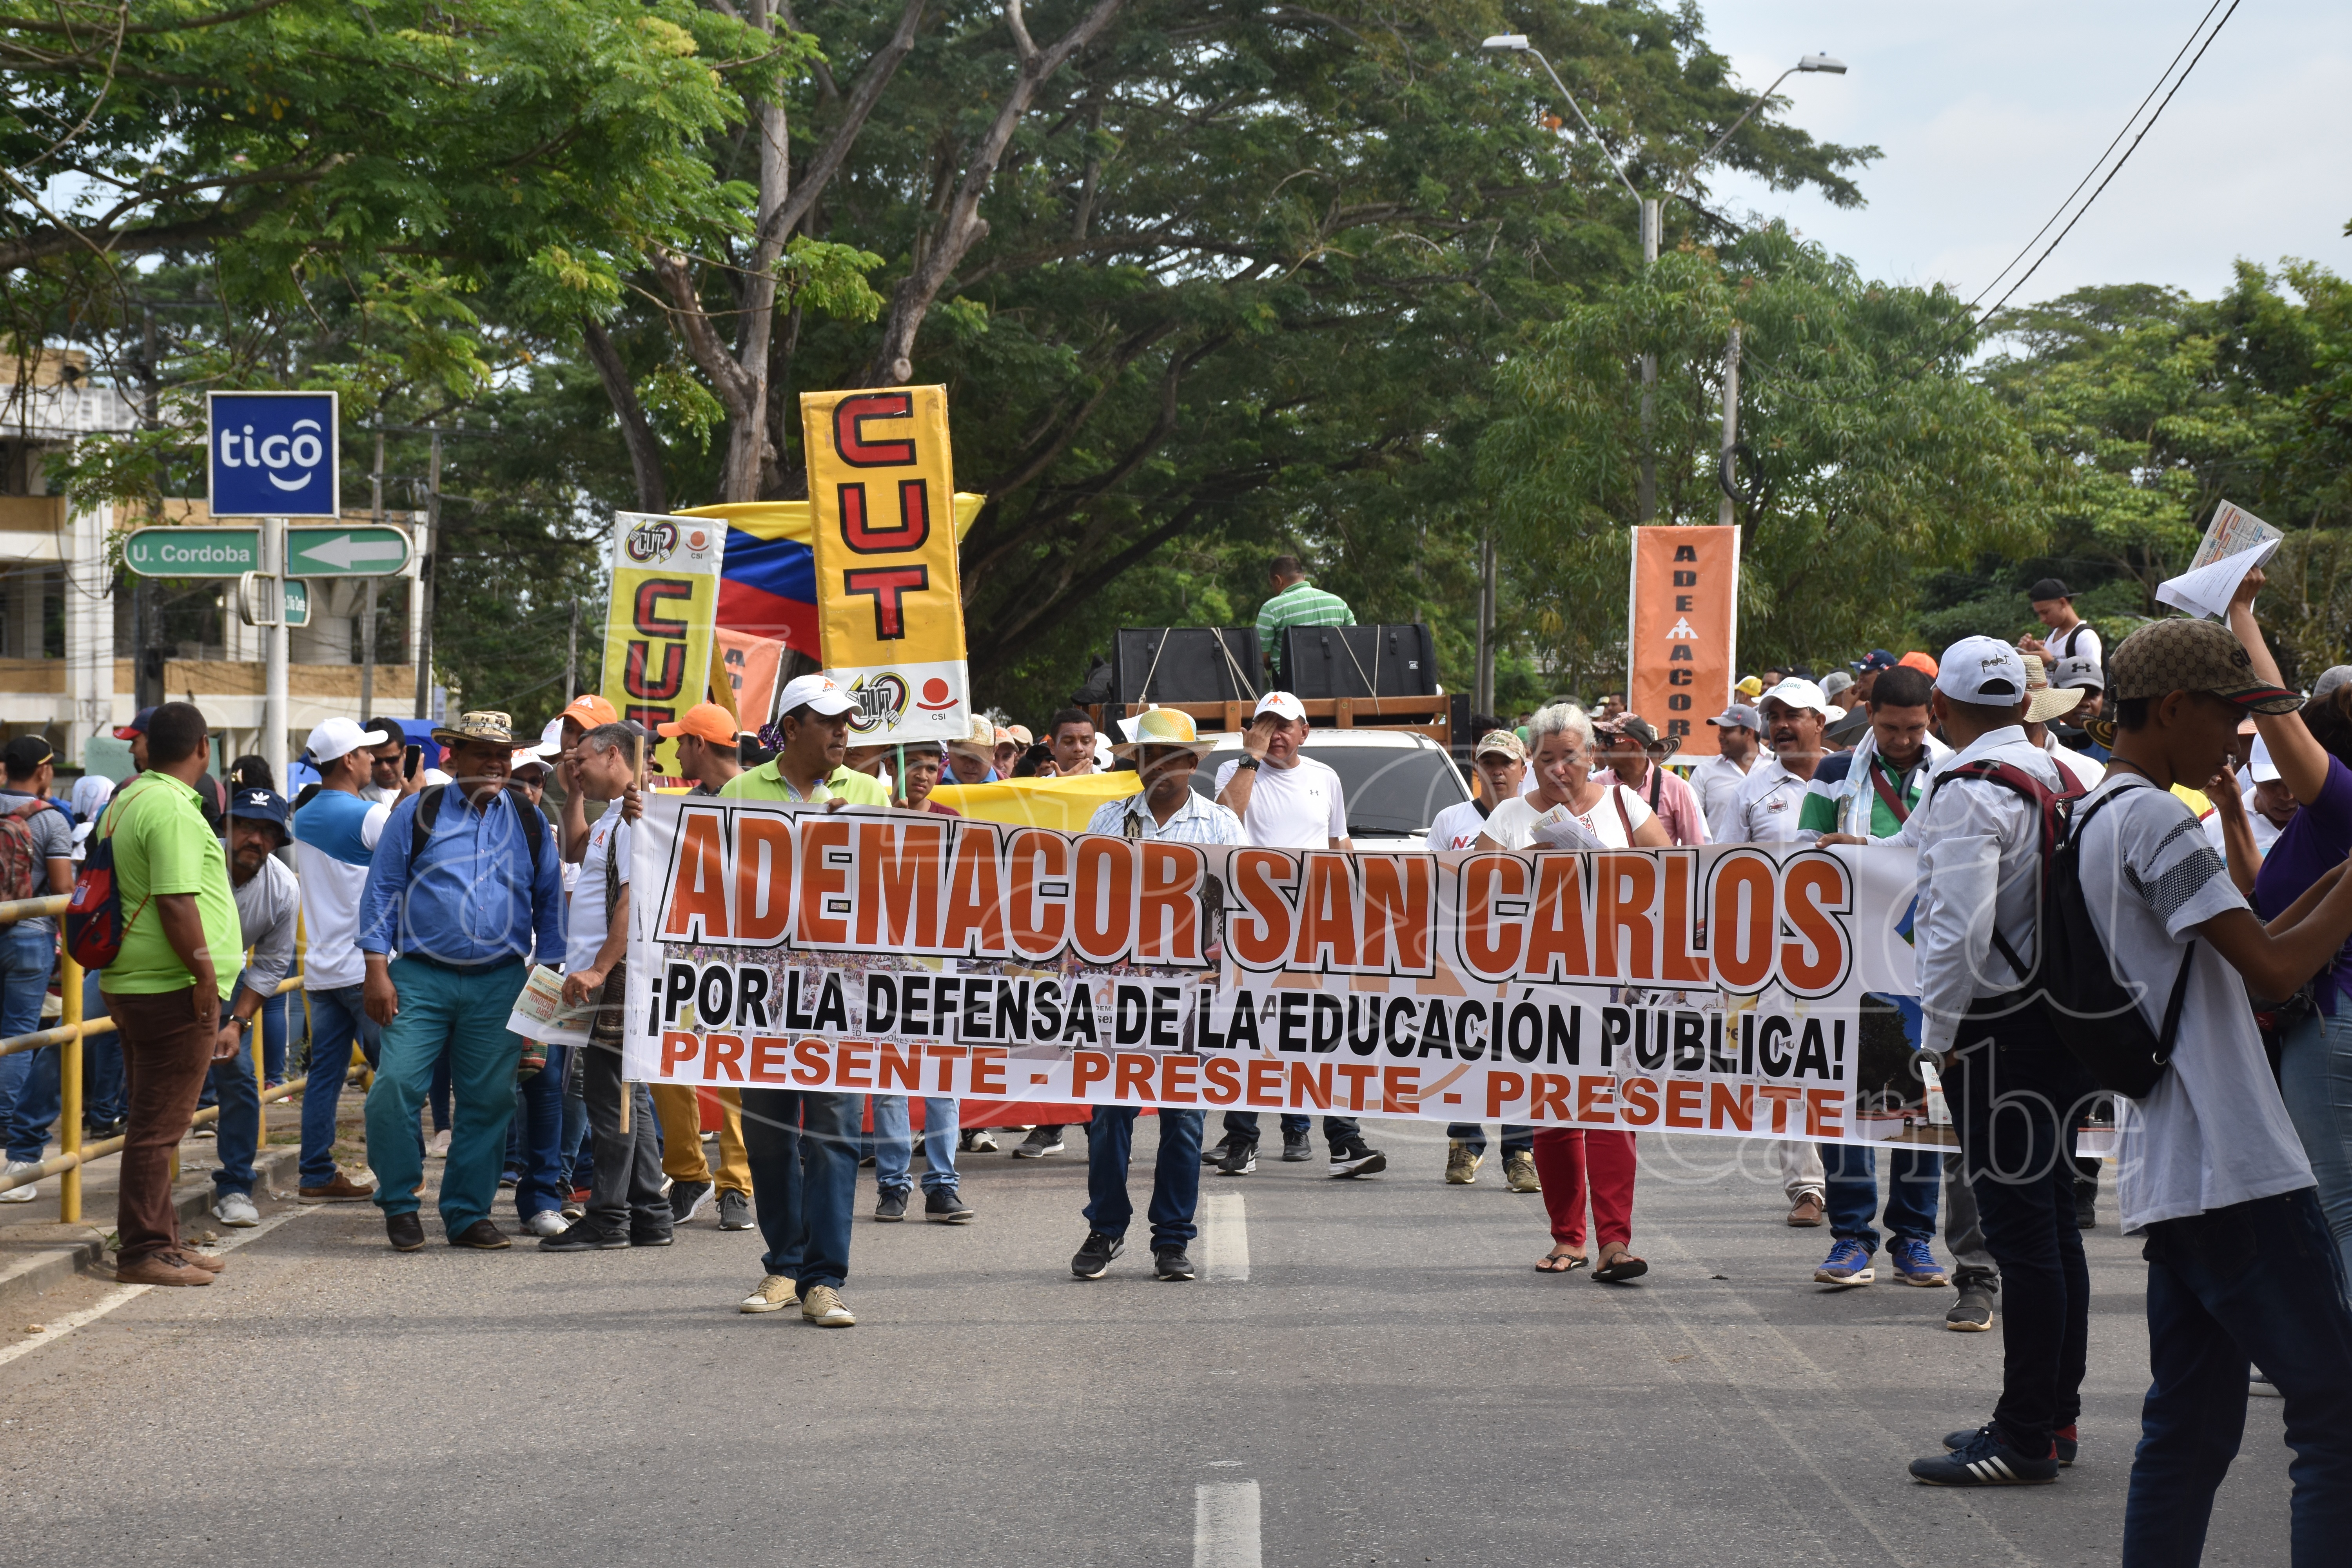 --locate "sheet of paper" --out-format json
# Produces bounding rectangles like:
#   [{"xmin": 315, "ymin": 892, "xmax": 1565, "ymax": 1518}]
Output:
[
  {"xmin": 1530, "ymin": 804, "xmax": 1607, "ymax": 851},
  {"xmin": 2155, "ymin": 537, "xmax": 2281, "ymax": 620},
  {"xmin": 505, "ymin": 962, "xmax": 592, "ymax": 1046},
  {"xmin": 2188, "ymin": 499, "xmax": 2282, "ymax": 571}
]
